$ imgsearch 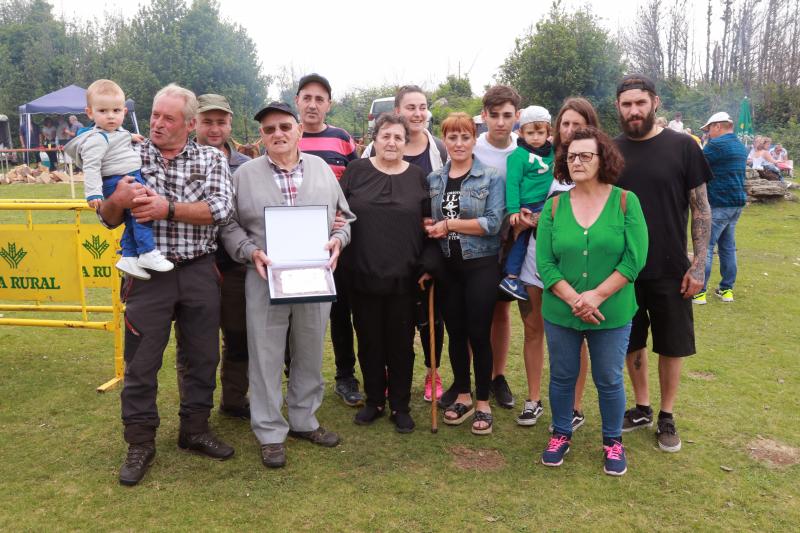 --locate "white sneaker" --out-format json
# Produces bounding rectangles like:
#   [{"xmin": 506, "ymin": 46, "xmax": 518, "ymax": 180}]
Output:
[
  {"xmin": 116, "ymin": 257, "xmax": 151, "ymax": 280},
  {"xmin": 137, "ymin": 250, "xmax": 174, "ymax": 272}
]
